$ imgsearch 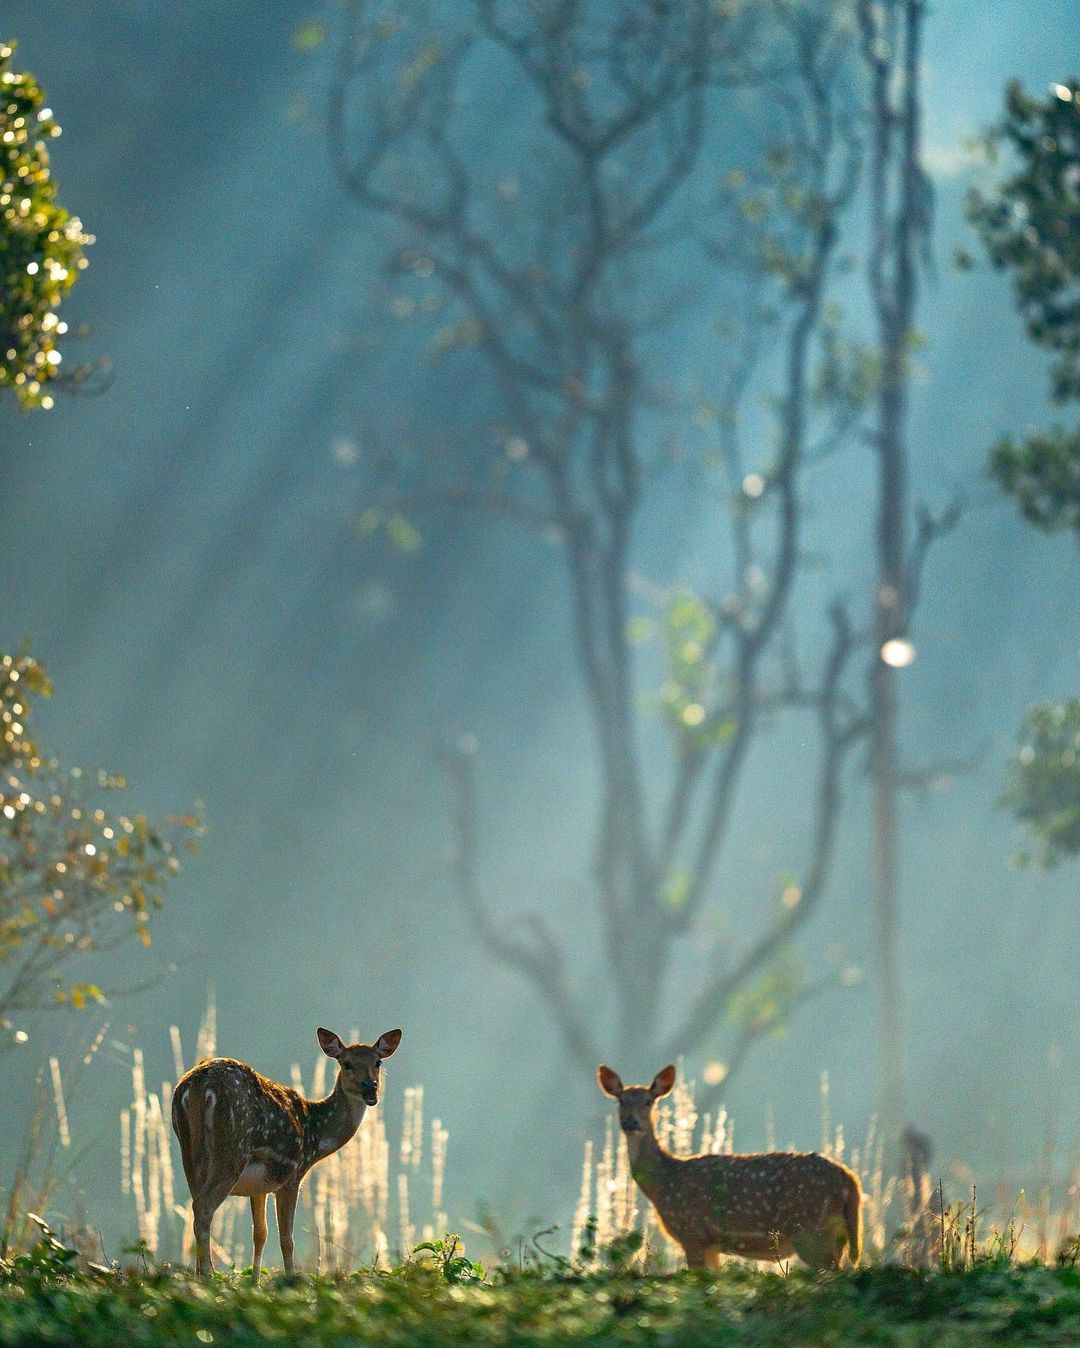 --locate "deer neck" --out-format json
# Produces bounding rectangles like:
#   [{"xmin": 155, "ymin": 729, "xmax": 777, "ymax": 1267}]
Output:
[
  {"xmin": 624, "ymin": 1121, "xmax": 674, "ymax": 1204},
  {"xmin": 306, "ymin": 1078, "xmax": 366, "ymax": 1158}
]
